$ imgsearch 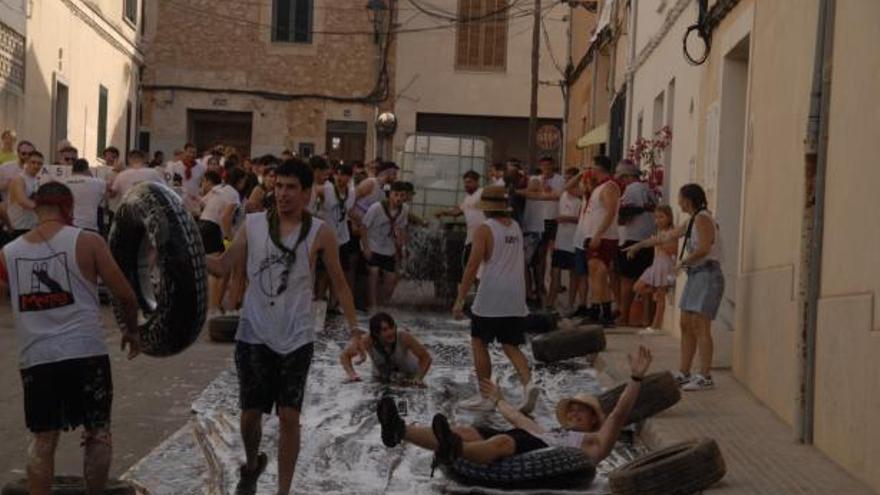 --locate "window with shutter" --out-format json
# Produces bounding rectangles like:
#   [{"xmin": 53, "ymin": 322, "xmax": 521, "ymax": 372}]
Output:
[
  {"xmin": 272, "ymin": 0, "xmax": 313, "ymax": 44},
  {"xmin": 455, "ymin": 0, "xmax": 508, "ymax": 71}
]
